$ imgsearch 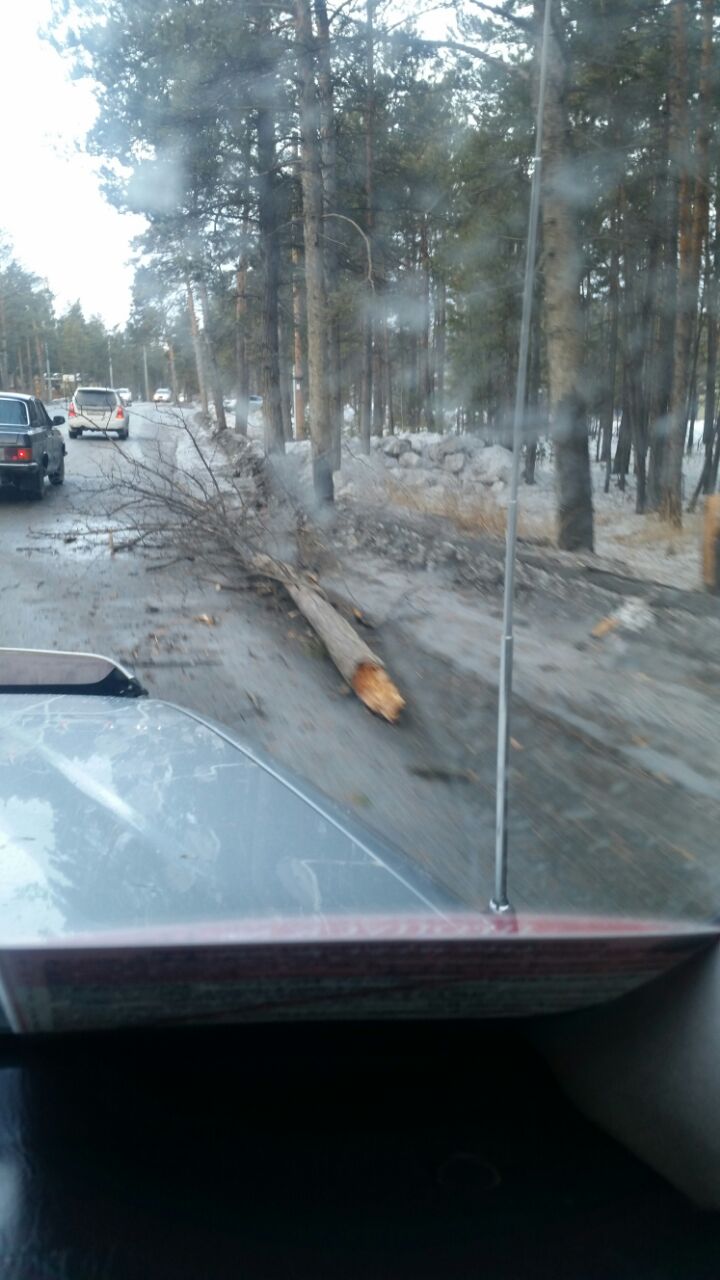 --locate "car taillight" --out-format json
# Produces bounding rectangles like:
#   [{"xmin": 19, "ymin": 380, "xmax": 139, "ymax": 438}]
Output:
[
  {"xmin": 68, "ymin": 404, "xmax": 76, "ymax": 417},
  {"xmin": 115, "ymin": 406, "xmax": 124, "ymax": 419},
  {"xmin": 4, "ymin": 446, "xmax": 32, "ymax": 462}
]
